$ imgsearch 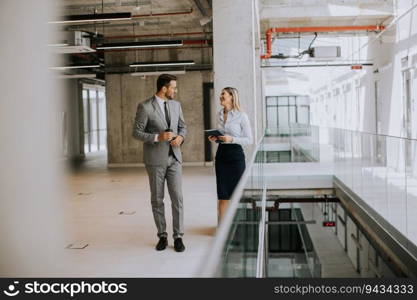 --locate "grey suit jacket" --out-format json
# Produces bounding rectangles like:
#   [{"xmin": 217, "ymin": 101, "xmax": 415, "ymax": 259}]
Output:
[{"xmin": 132, "ymin": 96, "xmax": 187, "ymax": 166}]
